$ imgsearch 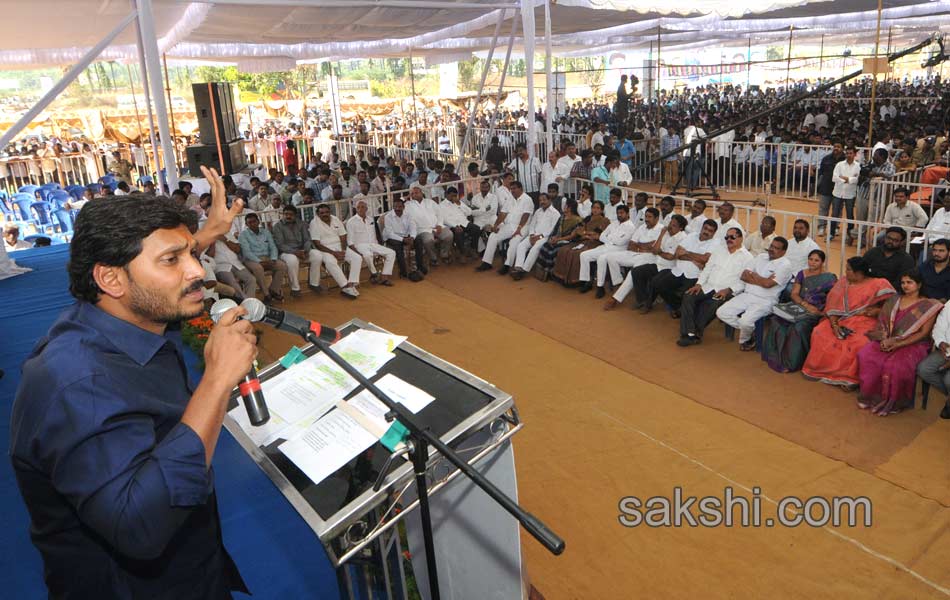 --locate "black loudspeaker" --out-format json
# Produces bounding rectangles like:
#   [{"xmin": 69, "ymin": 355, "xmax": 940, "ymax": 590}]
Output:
[
  {"xmin": 193, "ymin": 82, "xmax": 241, "ymax": 145},
  {"xmin": 186, "ymin": 140, "xmax": 247, "ymax": 176}
]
